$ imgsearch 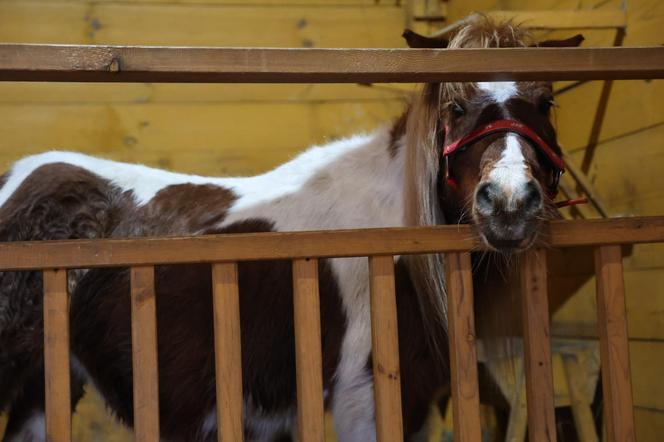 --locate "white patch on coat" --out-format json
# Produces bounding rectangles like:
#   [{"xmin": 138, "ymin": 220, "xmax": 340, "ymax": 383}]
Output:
[
  {"xmin": 477, "ymin": 81, "xmax": 517, "ymax": 103},
  {"xmin": 5, "ymin": 412, "xmax": 45, "ymax": 442},
  {"xmin": 332, "ymin": 368, "xmax": 377, "ymax": 441},
  {"xmin": 0, "ymin": 137, "xmax": 365, "ymax": 212},
  {"xmin": 488, "ymin": 135, "xmax": 529, "ymax": 207},
  {"xmin": 0, "ymin": 151, "xmax": 196, "ymax": 207}
]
